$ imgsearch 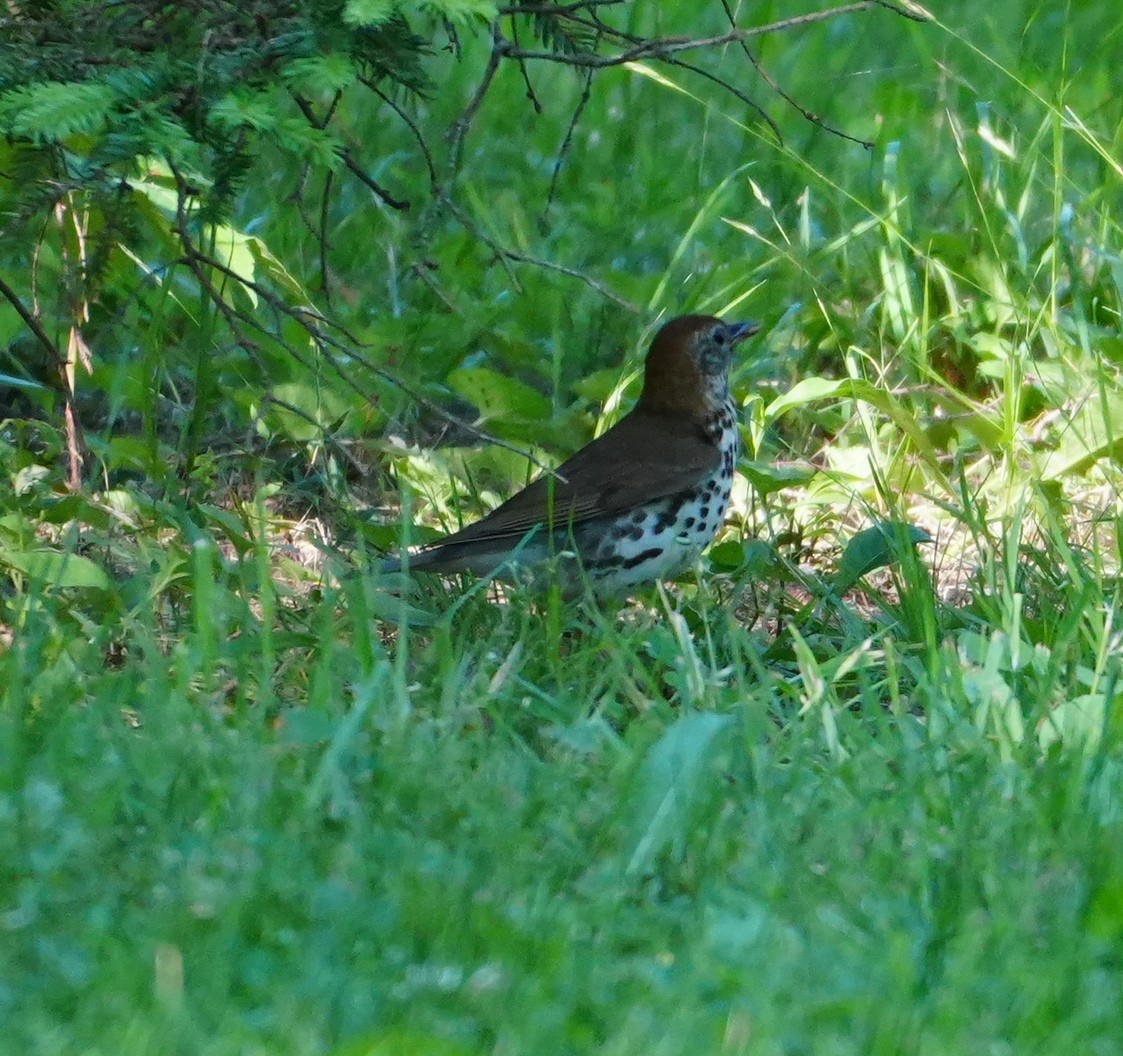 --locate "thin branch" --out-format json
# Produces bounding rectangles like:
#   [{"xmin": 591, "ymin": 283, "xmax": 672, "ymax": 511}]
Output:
[
  {"xmin": 719, "ymin": 0, "xmax": 870, "ymax": 150},
  {"xmin": 0, "ymin": 276, "xmax": 62, "ymax": 373},
  {"xmin": 665, "ymin": 54, "xmax": 783, "ymax": 144},
  {"xmin": 499, "ymin": 3, "xmax": 929, "ymax": 68},
  {"xmin": 510, "ymin": 16, "xmax": 544, "ymax": 114},
  {"xmin": 499, "ymin": 249, "xmax": 639, "ymax": 312},
  {"xmin": 0, "ymin": 273, "xmax": 85, "ymax": 490},
  {"xmin": 499, "ymin": 1, "xmax": 625, "ymax": 12},
  {"xmin": 318, "ymin": 167, "xmax": 334, "ymax": 303},
  {"xmin": 292, "ymin": 93, "xmax": 412, "ymax": 211},
  {"xmin": 172, "ymin": 202, "xmax": 565, "ymax": 477},
  {"xmin": 546, "ymin": 68, "xmax": 593, "ymax": 209},
  {"xmin": 444, "ymin": 198, "xmax": 636, "ymax": 311},
  {"xmin": 260, "ymin": 394, "xmax": 369, "ymax": 478},
  {"xmin": 445, "ymin": 25, "xmax": 509, "ymax": 178},
  {"xmin": 361, "ymin": 77, "xmax": 439, "ymax": 190}
]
